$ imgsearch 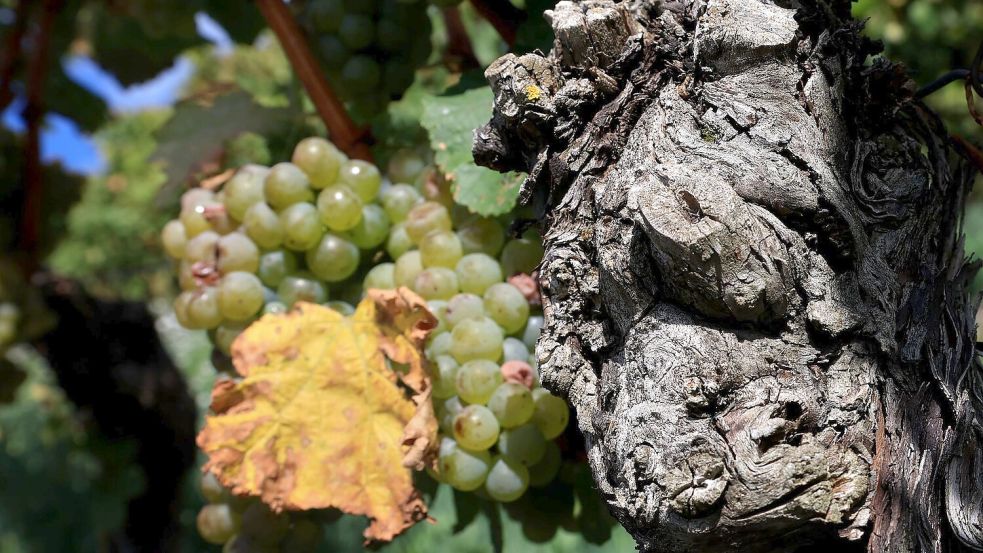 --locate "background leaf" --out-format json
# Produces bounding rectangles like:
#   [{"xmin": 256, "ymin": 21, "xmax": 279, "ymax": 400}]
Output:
[{"xmin": 421, "ymin": 87, "xmax": 522, "ymax": 216}]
